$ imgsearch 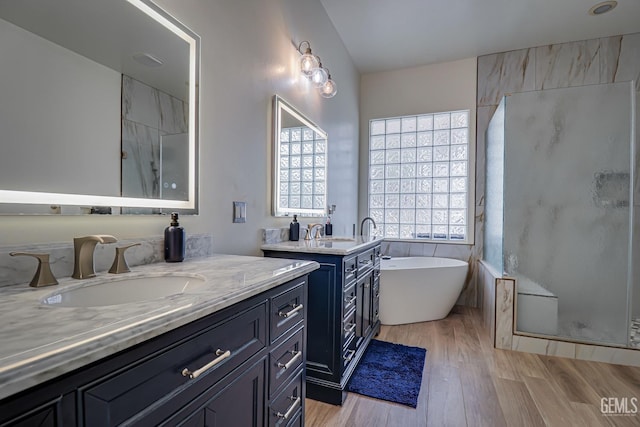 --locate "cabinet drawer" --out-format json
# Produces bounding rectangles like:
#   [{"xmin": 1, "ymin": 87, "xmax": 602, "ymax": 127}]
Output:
[
  {"xmin": 343, "ymin": 254, "xmax": 357, "ymax": 283},
  {"xmin": 342, "ymin": 337, "xmax": 357, "ymax": 371},
  {"xmin": 269, "ymin": 327, "xmax": 304, "ymax": 397},
  {"xmin": 357, "ymin": 248, "xmax": 375, "ymax": 274},
  {"xmin": 270, "ymin": 279, "xmax": 306, "ymax": 344},
  {"xmin": 343, "ymin": 282, "xmax": 357, "ymax": 314},
  {"xmin": 82, "ymin": 303, "xmax": 267, "ymax": 427},
  {"xmin": 269, "ymin": 371, "xmax": 304, "ymax": 427},
  {"xmin": 342, "ymin": 308, "xmax": 356, "ymax": 349}
]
